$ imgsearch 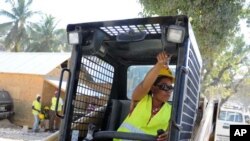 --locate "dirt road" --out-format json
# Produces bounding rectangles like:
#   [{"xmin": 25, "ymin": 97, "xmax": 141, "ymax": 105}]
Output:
[{"xmin": 0, "ymin": 119, "xmax": 53, "ymax": 141}]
